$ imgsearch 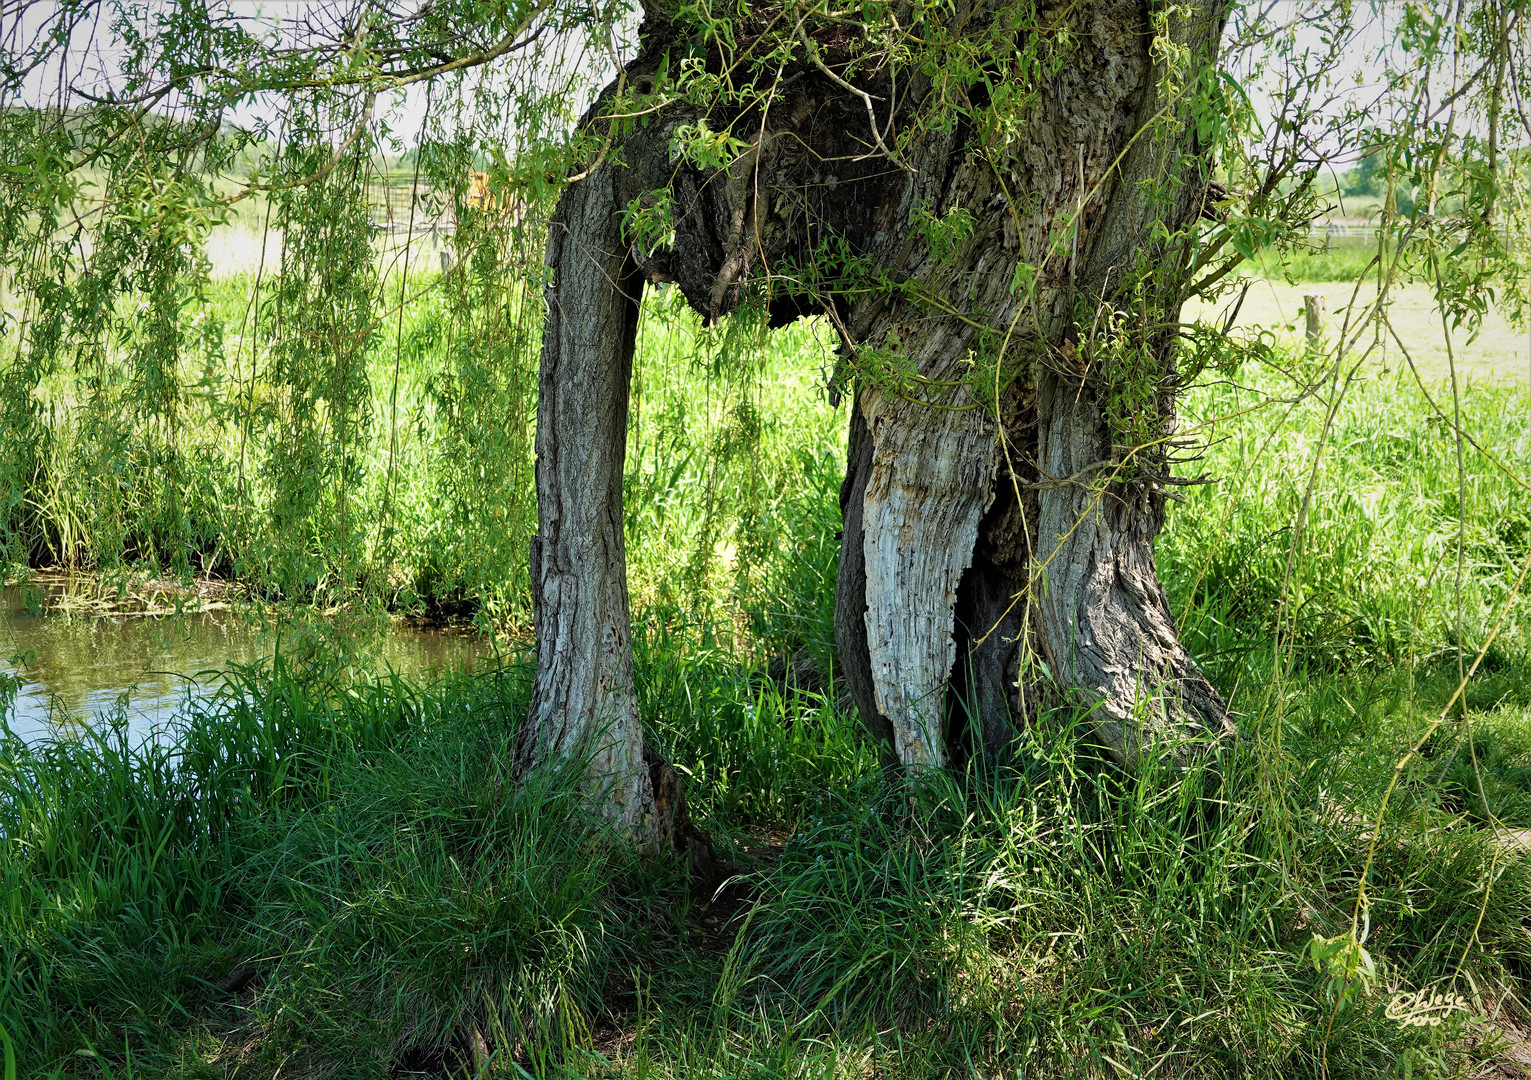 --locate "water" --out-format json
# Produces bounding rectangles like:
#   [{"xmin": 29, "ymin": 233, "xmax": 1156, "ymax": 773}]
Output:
[{"xmin": 0, "ymin": 578, "xmax": 493, "ymax": 744}]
